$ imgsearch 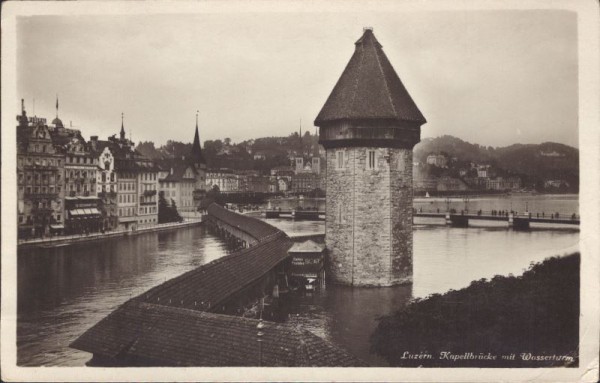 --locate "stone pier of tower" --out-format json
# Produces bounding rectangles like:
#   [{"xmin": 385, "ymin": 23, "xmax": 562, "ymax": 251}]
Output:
[{"xmin": 315, "ymin": 28, "xmax": 426, "ymax": 287}]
